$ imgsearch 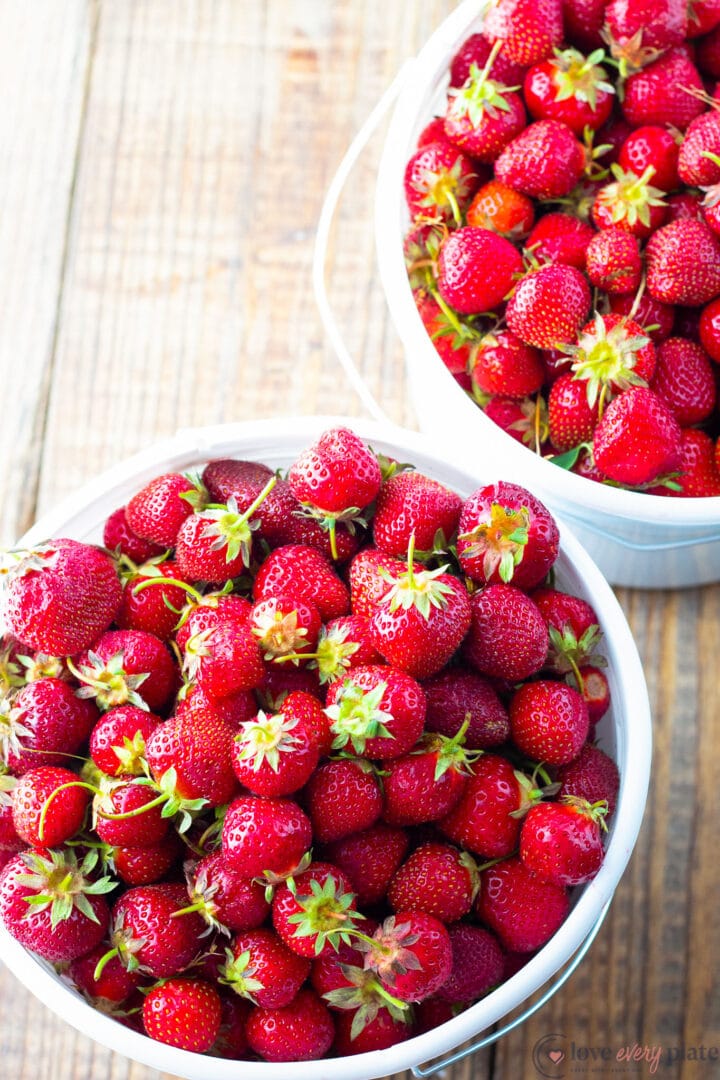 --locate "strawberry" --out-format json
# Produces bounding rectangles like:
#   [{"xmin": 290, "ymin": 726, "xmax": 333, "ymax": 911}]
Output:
[
  {"xmin": 572, "ymin": 664, "xmax": 611, "ymax": 722},
  {"xmin": 103, "ymin": 507, "xmax": 163, "ymax": 564},
  {"xmin": 688, "ymin": 0, "xmax": 720, "ymax": 36},
  {"xmin": 562, "ymin": 313, "xmax": 656, "ymax": 408},
  {"xmin": 621, "ymin": 48, "xmax": 704, "ymax": 130},
  {"xmin": 471, "ymin": 331, "xmax": 546, "ymax": 398},
  {"xmin": 363, "ymin": 912, "xmax": 452, "ymax": 1003},
  {"xmin": 403, "ymin": 141, "xmax": 478, "ymax": 224},
  {"xmin": 608, "ymin": 291, "xmax": 675, "ymax": 343},
  {"xmin": 296, "ymin": 615, "xmax": 380, "ymax": 686},
  {"xmin": 69, "ymin": 943, "xmax": 139, "ymax": 1004},
  {"xmin": 593, "ymin": 385, "xmax": 682, "ymax": 485},
  {"xmin": 253, "ymin": 544, "xmax": 350, "ymax": 621},
  {"xmin": 520, "ymin": 797, "xmax": 606, "ymax": 885},
  {"xmin": 74, "ymin": 629, "xmax": 177, "ymax": 713},
  {"xmin": 562, "ymin": 0, "xmax": 605, "ymax": 49},
  {"xmin": 604, "ymin": 0, "xmax": 687, "ymax": 55},
  {"xmin": 142, "ymin": 978, "xmax": 222, "ymax": 1052},
  {"xmin": 585, "ymin": 228, "xmax": 642, "ymax": 295},
  {"xmin": 0, "ymin": 677, "xmax": 97, "ymax": 774},
  {"xmin": 532, "ymin": 587, "xmax": 604, "ymax": 678},
  {"xmin": 256, "ymin": 663, "xmax": 323, "ymax": 712},
  {"xmin": 115, "ymin": 558, "xmax": 189, "ymax": 641},
  {"xmin": 323, "ymin": 825, "xmax": 409, "ymax": 908},
  {"xmin": 0, "ymin": 771, "xmax": 22, "ymax": 852},
  {"xmin": 93, "ymin": 781, "xmax": 171, "ymax": 849},
  {"xmin": 3, "ymin": 539, "xmax": 122, "ymax": 656},
  {"xmin": 466, "ymin": 180, "xmax": 535, "ymax": 238},
  {"xmin": 177, "ymin": 682, "xmax": 257, "ymax": 730},
  {"xmin": 222, "ymin": 795, "xmax": 312, "ymax": 880},
  {"xmin": 220, "ymin": 927, "xmax": 311, "ymax": 1007},
  {"xmin": 106, "ymin": 882, "xmax": 204, "ymax": 977},
  {"xmin": 548, "ymin": 373, "xmax": 600, "ymax": 450},
  {"xmin": 439, "ymin": 753, "xmax": 527, "ymax": 857},
  {"xmin": 201, "ymin": 457, "xmax": 273, "ymax": 504},
  {"xmin": 495, "ymin": 120, "xmax": 586, "ymax": 199},
  {"xmin": 476, "ymin": 856, "xmax": 570, "ymax": 952},
  {"xmin": 324, "ymin": 664, "xmax": 426, "ymax": 758},
  {"xmin": 700, "ymin": 295, "xmax": 720, "ymax": 361},
  {"xmin": 650, "ymin": 337, "xmax": 717, "ymax": 425},
  {"xmin": 174, "ymin": 482, "xmax": 275, "ymax": 583},
  {"xmin": 436, "ymin": 924, "xmax": 505, "ymax": 1004},
  {"xmin": 145, "ymin": 702, "xmax": 239, "ymax": 807},
  {"xmin": 591, "ymin": 165, "xmax": 667, "ymax": 239},
  {"xmin": 111, "ymin": 834, "xmax": 182, "ymax": 886},
  {"xmin": 507, "ymin": 263, "xmax": 591, "ymax": 348},
  {"xmin": 449, "ymin": 32, "xmax": 526, "ymax": 88},
  {"xmin": 665, "ymin": 429, "xmax": 720, "ymax": 496},
  {"xmin": 333, "ymin": 1007, "xmax": 410, "ymax": 1055},
  {"xmin": 556, "ymin": 743, "xmax": 620, "ymax": 815},
  {"xmin": 382, "ymin": 729, "xmax": 477, "ymax": 826},
  {"xmin": 416, "ymin": 118, "xmax": 452, "ymax": 148},
  {"xmin": 372, "ymin": 471, "xmax": 462, "ymax": 557},
  {"xmin": 484, "ymin": 394, "xmax": 549, "ymax": 450},
  {"xmin": 666, "ymin": 191, "xmax": 706, "ymax": 224},
  {"xmin": 416, "ymin": 293, "xmax": 475, "ymax": 382},
  {"xmin": 250, "ymin": 594, "xmax": 321, "ymax": 662},
  {"xmin": 12, "ymin": 766, "xmax": 90, "ymax": 848},
  {"xmin": 348, "ymin": 548, "xmax": 410, "ymax": 618},
  {"xmin": 215, "ymin": 995, "xmax": 252, "ymax": 1059},
  {"xmin": 272, "ymin": 861, "xmax": 360, "ymax": 957},
  {"xmin": 174, "ymin": 591, "xmax": 252, "ymax": 652},
  {"xmin": 525, "ymin": 212, "xmax": 595, "ymax": 269},
  {"xmin": 483, "ymin": 0, "xmax": 563, "ymax": 65},
  {"xmin": 88, "ymin": 705, "xmax": 161, "ymax": 777},
  {"xmin": 509, "ymin": 679, "xmax": 589, "ymax": 764},
  {"xmin": 125, "ymin": 473, "xmax": 199, "ymax": 547},
  {"xmin": 619, "ymin": 126, "xmax": 680, "ymax": 192},
  {"xmin": 423, "ymin": 668, "xmax": 510, "ymax": 748},
  {"xmin": 0, "ymin": 847, "xmax": 114, "ymax": 961},
  {"xmin": 437, "ymin": 227, "xmax": 524, "ymax": 314},
  {"xmin": 523, "ymin": 48, "xmax": 614, "ymax": 135},
  {"xmin": 230, "ymin": 702, "xmax": 319, "ymax": 798},
  {"xmin": 183, "ymin": 619, "xmax": 265, "ymax": 699},
  {"xmin": 307, "ymin": 758, "xmax": 383, "ymax": 843},
  {"xmin": 245, "ymin": 988, "xmax": 335, "ymax": 1062},
  {"xmin": 182, "ymin": 852, "xmax": 270, "ymax": 934},
  {"xmin": 463, "ymin": 583, "xmax": 549, "ymax": 681},
  {"xmin": 444, "ymin": 51, "xmax": 527, "ymax": 162},
  {"xmin": 388, "ymin": 843, "xmax": 479, "ymax": 923},
  {"xmin": 458, "ymin": 480, "xmax": 559, "ymax": 588}
]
